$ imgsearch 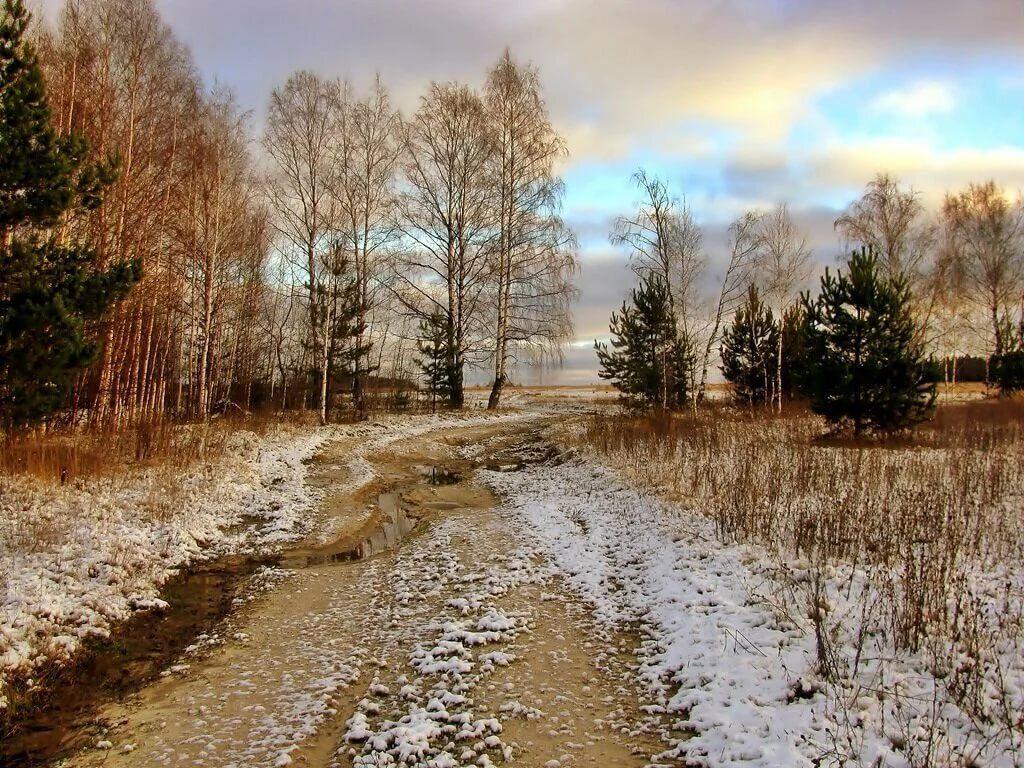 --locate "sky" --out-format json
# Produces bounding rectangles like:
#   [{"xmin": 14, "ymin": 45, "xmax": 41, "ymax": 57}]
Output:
[{"xmin": 36, "ymin": 0, "xmax": 1024, "ymax": 384}]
